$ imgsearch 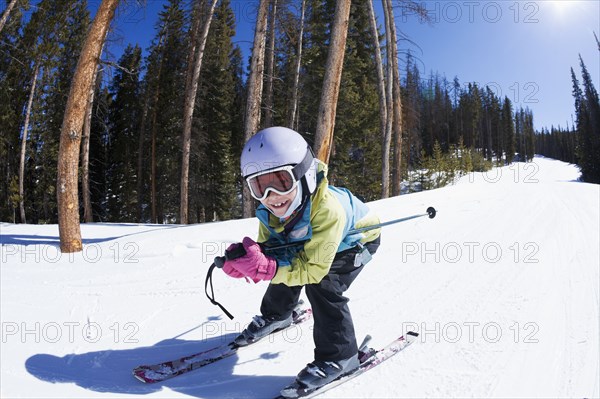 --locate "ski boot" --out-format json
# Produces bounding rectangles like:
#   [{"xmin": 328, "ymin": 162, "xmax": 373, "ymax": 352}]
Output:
[
  {"xmin": 293, "ymin": 354, "xmax": 360, "ymax": 390},
  {"xmin": 233, "ymin": 313, "xmax": 293, "ymax": 346}
]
